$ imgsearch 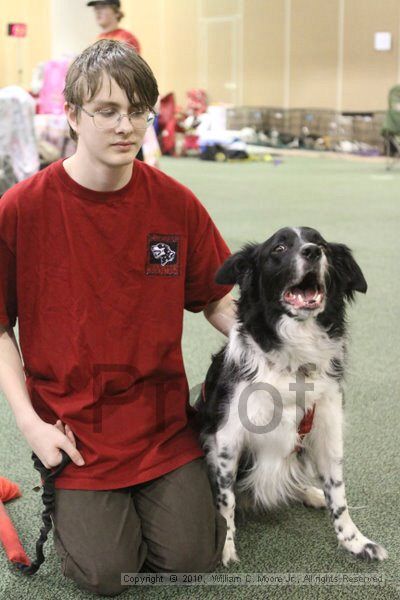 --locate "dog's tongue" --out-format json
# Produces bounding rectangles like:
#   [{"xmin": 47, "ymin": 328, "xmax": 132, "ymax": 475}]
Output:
[
  {"xmin": 284, "ymin": 286, "xmax": 323, "ymax": 309},
  {"xmin": 290, "ymin": 287, "xmax": 316, "ymax": 301}
]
